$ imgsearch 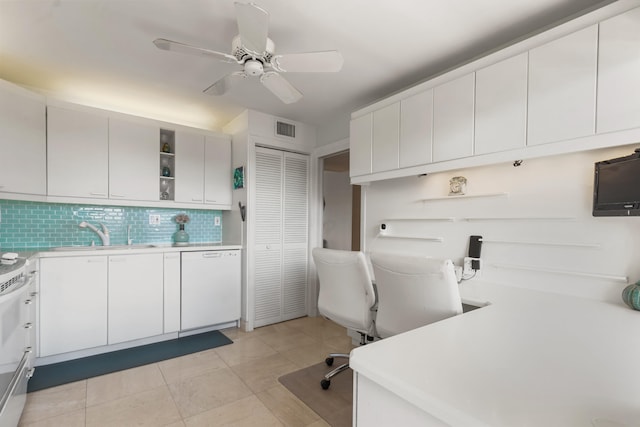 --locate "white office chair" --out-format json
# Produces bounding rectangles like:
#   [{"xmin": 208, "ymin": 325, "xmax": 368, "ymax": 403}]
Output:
[
  {"xmin": 370, "ymin": 252, "xmax": 462, "ymax": 338},
  {"xmin": 312, "ymin": 247, "xmax": 377, "ymax": 390}
]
